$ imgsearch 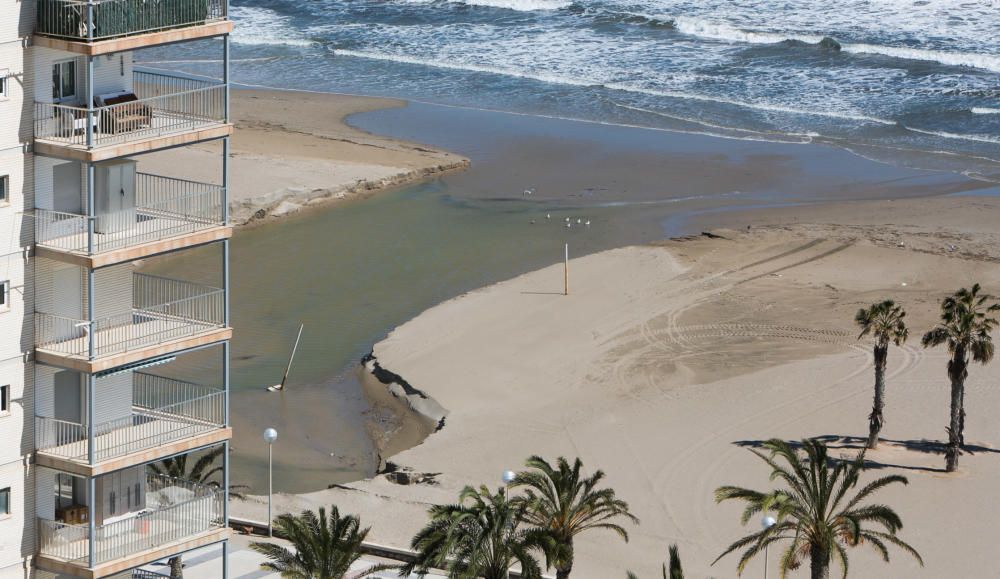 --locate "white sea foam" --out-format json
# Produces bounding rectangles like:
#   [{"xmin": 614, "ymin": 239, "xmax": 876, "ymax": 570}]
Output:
[
  {"xmin": 399, "ymin": 0, "xmax": 571, "ymax": 10},
  {"xmin": 334, "ymin": 49, "xmax": 597, "ymax": 87},
  {"xmin": 672, "ymin": 16, "xmax": 825, "ymax": 45},
  {"xmin": 842, "ymin": 44, "xmax": 1000, "ymax": 74},
  {"xmin": 665, "ymin": 15, "xmax": 1000, "ymax": 73},
  {"xmin": 972, "ymin": 107, "xmax": 1000, "ymax": 115},
  {"xmin": 604, "ymin": 83, "xmax": 896, "ymax": 125},
  {"xmin": 903, "ymin": 126, "xmax": 1000, "ymax": 145},
  {"xmin": 230, "ymin": 6, "xmax": 316, "ymax": 47}
]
